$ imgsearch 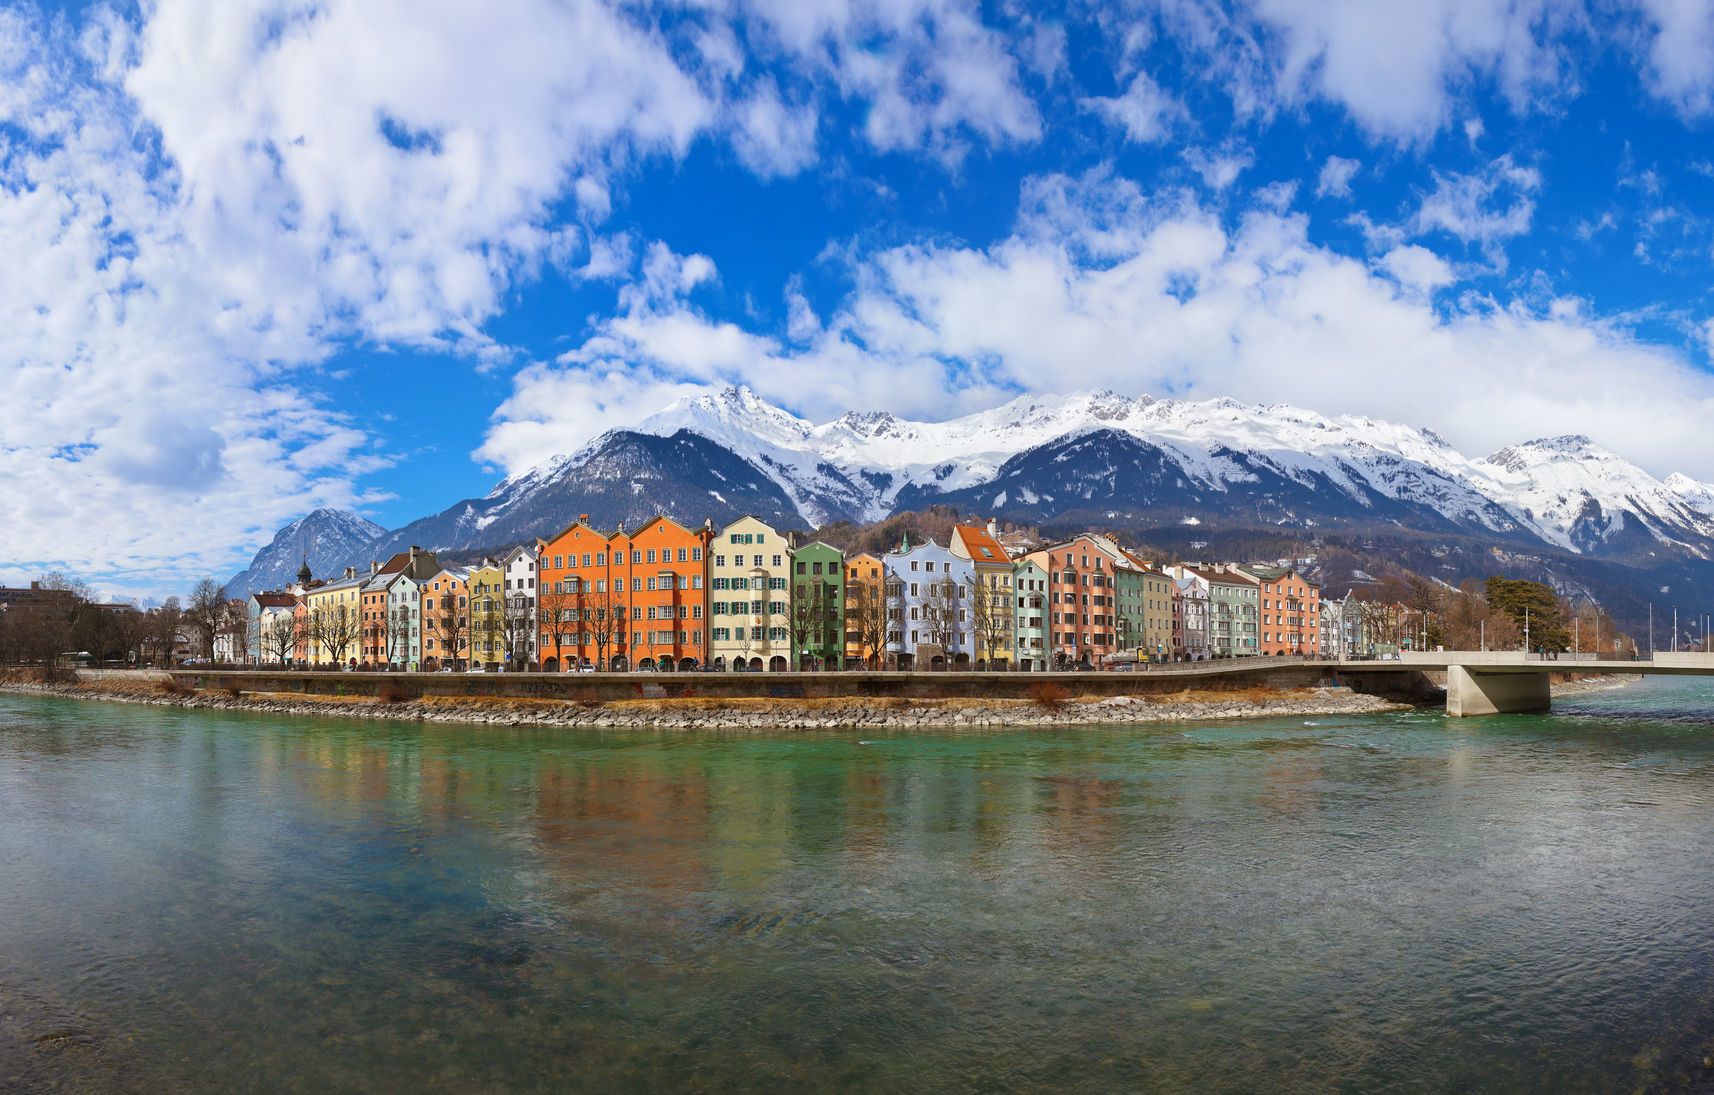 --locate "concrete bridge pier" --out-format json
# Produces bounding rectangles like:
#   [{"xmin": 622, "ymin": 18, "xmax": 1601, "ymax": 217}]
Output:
[{"xmin": 1445, "ymin": 666, "xmax": 1551, "ymax": 717}]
